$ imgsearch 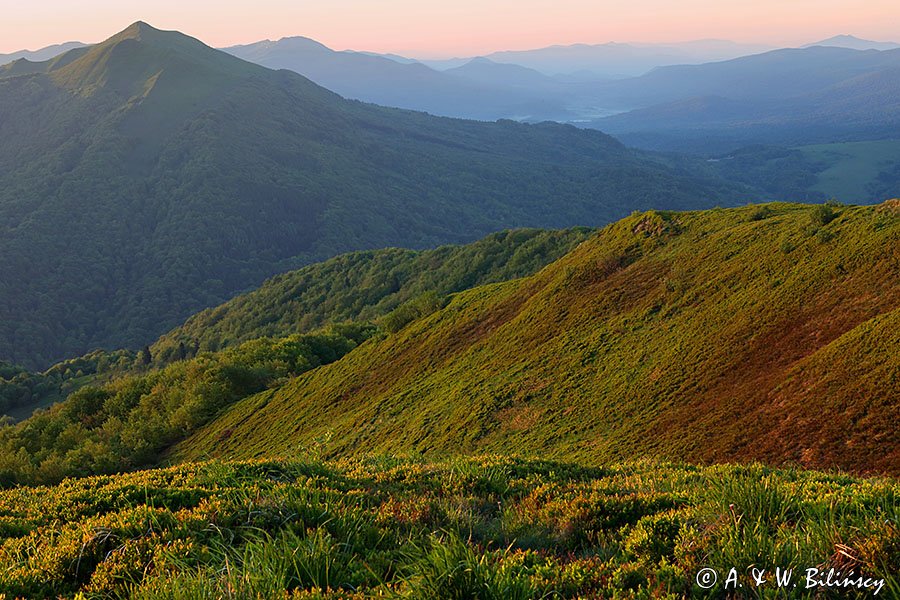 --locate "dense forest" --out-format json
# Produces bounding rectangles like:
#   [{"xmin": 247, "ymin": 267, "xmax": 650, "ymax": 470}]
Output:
[
  {"xmin": 0, "ymin": 324, "xmax": 374, "ymax": 485},
  {"xmin": 0, "ymin": 350, "xmax": 135, "ymax": 420}
]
